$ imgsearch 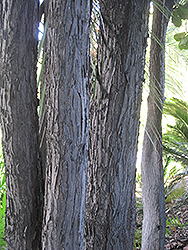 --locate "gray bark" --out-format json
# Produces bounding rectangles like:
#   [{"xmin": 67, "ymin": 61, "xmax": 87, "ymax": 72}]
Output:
[
  {"xmin": 85, "ymin": 1, "xmax": 149, "ymax": 249},
  {"xmin": 141, "ymin": 1, "xmax": 174, "ymax": 249},
  {"xmin": 41, "ymin": 1, "xmax": 90, "ymax": 249},
  {"xmin": 0, "ymin": 1, "xmax": 43, "ymax": 249}
]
